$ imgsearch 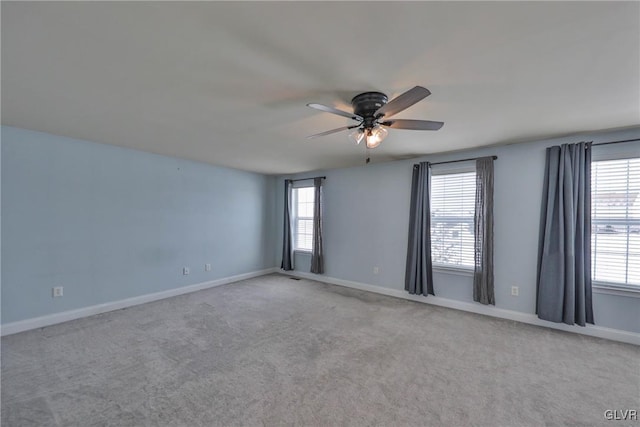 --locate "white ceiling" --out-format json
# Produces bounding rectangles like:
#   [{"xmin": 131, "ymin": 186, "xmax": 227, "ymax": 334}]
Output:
[{"xmin": 2, "ymin": 2, "xmax": 639, "ymax": 175}]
